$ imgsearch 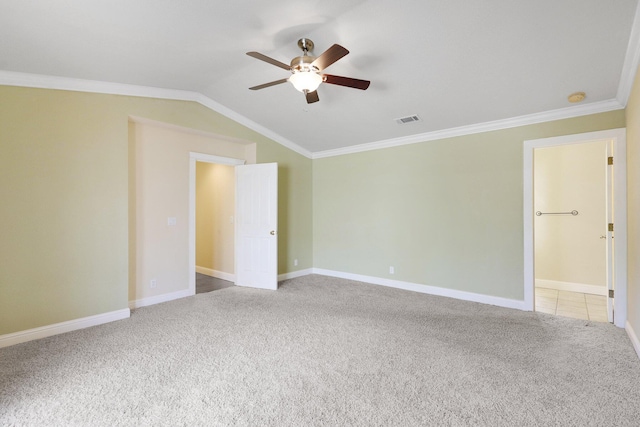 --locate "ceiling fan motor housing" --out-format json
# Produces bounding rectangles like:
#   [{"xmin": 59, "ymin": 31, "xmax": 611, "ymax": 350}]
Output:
[
  {"xmin": 290, "ymin": 55, "xmax": 319, "ymax": 73},
  {"xmin": 297, "ymin": 38, "xmax": 314, "ymax": 53}
]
